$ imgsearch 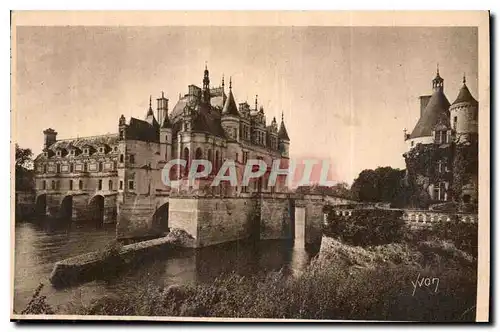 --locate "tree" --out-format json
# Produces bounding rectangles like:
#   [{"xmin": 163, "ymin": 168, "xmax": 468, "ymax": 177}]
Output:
[
  {"xmin": 15, "ymin": 144, "xmax": 34, "ymax": 191},
  {"xmin": 351, "ymin": 166, "xmax": 407, "ymax": 206}
]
